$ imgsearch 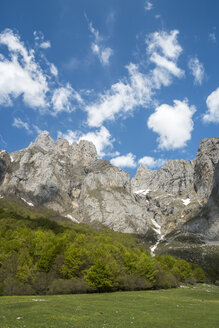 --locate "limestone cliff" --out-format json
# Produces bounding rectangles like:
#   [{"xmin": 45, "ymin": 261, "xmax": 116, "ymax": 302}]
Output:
[{"xmin": 0, "ymin": 133, "xmax": 218, "ymax": 247}]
